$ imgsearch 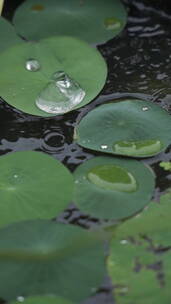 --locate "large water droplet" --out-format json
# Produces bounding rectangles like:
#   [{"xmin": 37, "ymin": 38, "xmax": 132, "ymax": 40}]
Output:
[
  {"xmin": 87, "ymin": 165, "xmax": 137, "ymax": 193},
  {"xmin": 25, "ymin": 59, "xmax": 40, "ymax": 72},
  {"xmin": 104, "ymin": 17, "xmax": 122, "ymax": 30},
  {"xmin": 36, "ymin": 71, "xmax": 85, "ymax": 114},
  {"xmin": 113, "ymin": 139, "xmax": 163, "ymax": 157}
]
